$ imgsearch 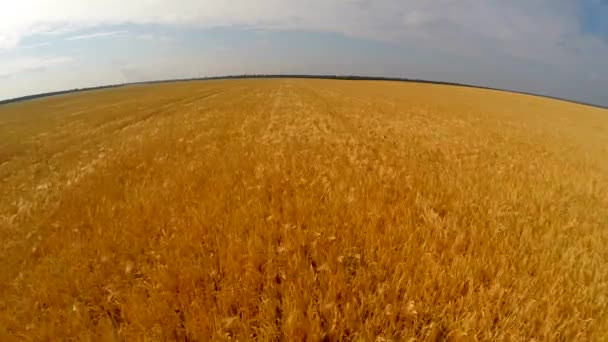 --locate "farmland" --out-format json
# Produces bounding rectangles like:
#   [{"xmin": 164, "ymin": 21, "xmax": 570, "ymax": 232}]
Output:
[{"xmin": 1, "ymin": 78, "xmax": 607, "ymax": 340}]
